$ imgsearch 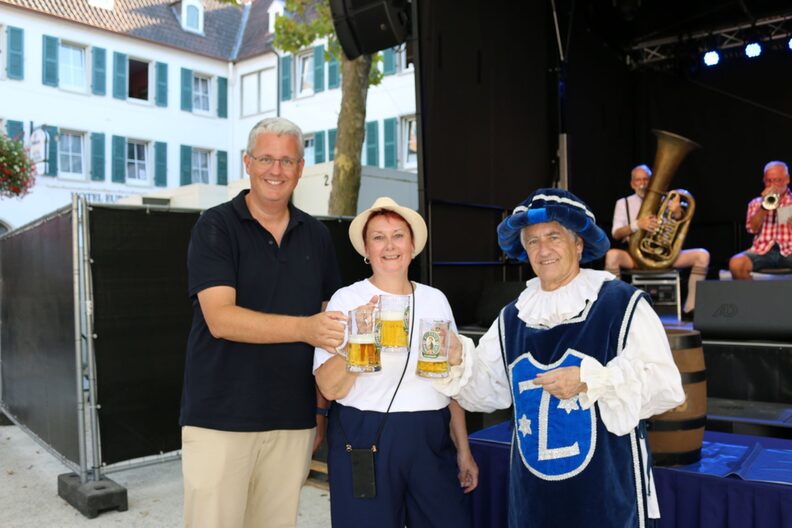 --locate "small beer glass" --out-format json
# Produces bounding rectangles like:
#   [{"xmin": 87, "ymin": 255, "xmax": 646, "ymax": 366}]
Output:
[
  {"xmin": 345, "ymin": 307, "xmax": 380, "ymax": 373},
  {"xmin": 378, "ymin": 294, "xmax": 410, "ymax": 353},
  {"xmin": 416, "ymin": 319, "xmax": 450, "ymax": 378}
]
